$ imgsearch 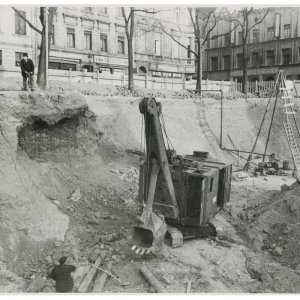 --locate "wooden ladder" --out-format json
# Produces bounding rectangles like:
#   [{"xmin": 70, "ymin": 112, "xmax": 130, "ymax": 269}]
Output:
[{"xmin": 280, "ymin": 72, "xmax": 300, "ymax": 180}]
